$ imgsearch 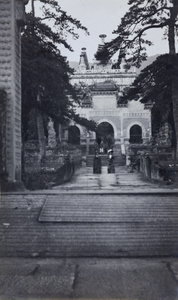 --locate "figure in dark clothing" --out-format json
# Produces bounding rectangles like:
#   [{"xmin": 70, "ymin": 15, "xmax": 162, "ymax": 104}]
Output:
[
  {"xmin": 93, "ymin": 151, "xmax": 102, "ymax": 174},
  {"xmin": 107, "ymin": 149, "xmax": 115, "ymax": 173},
  {"xmin": 97, "ymin": 136, "xmax": 101, "ymax": 148},
  {"xmin": 103, "ymin": 136, "xmax": 107, "ymax": 153},
  {"xmin": 107, "ymin": 135, "xmax": 113, "ymax": 150},
  {"xmin": 94, "ymin": 141, "xmax": 99, "ymax": 154},
  {"xmin": 100, "ymin": 141, "xmax": 104, "ymax": 153}
]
